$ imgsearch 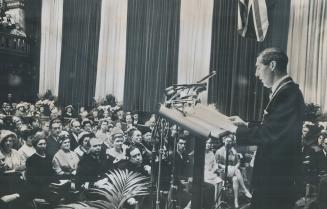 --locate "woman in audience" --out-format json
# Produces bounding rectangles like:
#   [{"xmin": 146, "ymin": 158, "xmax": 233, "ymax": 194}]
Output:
[
  {"xmin": 18, "ymin": 128, "xmax": 36, "ymax": 162},
  {"xmin": 52, "ymin": 131, "xmax": 80, "ymax": 178},
  {"xmin": 0, "ymin": 130, "xmax": 25, "ymax": 172},
  {"xmin": 215, "ymin": 135, "xmax": 252, "ymax": 208},
  {"xmin": 25, "ymin": 132, "xmax": 60, "ymax": 204},
  {"xmin": 106, "ymin": 127, "xmax": 127, "ymax": 163},
  {"xmin": 74, "ymin": 131, "xmax": 94, "ymax": 158}
]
